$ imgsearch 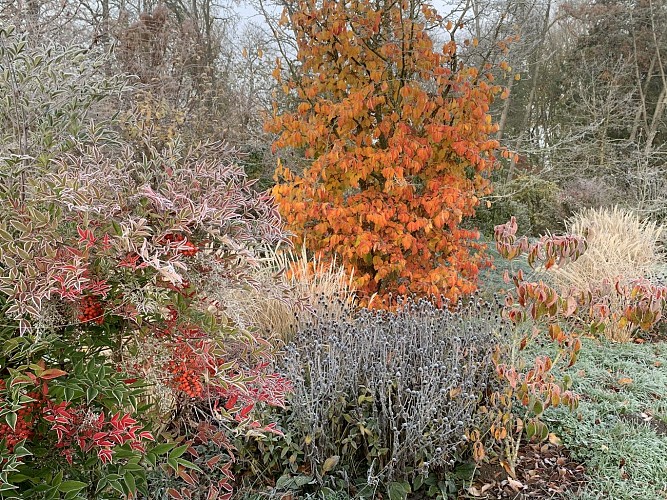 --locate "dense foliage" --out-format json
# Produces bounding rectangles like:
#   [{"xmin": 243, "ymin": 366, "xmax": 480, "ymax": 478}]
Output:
[
  {"xmin": 268, "ymin": 0, "xmax": 504, "ymax": 305},
  {"xmin": 0, "ymin": 1, "xmax": 666, "ymax": 498},
  {"xmin": 0, "ymin": 26, "xmax": 290, "ymax": 499}
]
